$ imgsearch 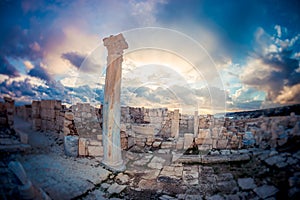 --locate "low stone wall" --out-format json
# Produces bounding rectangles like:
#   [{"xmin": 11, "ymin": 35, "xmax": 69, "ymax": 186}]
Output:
[{"xmin": 14, "ymin": 99, "xmax": 300, "ymax": 158}]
